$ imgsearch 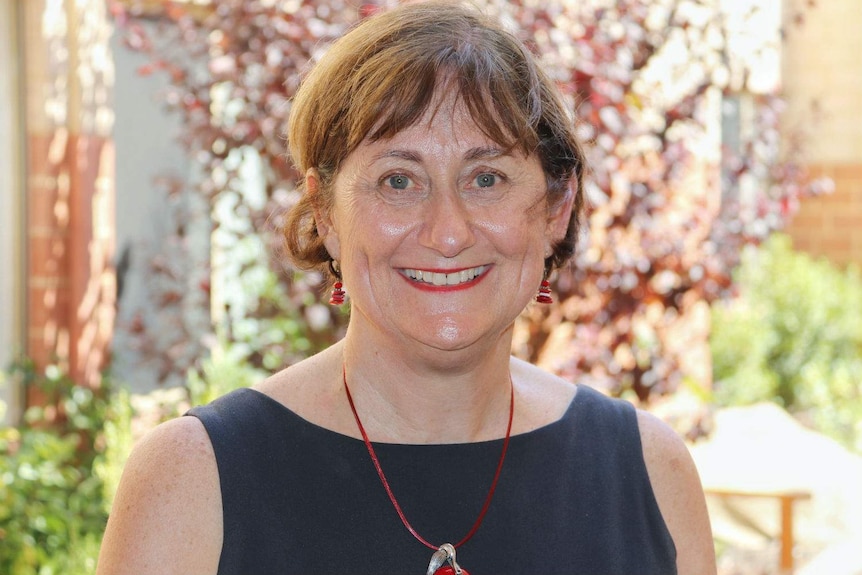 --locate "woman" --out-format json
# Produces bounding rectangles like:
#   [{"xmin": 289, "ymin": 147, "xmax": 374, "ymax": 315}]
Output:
[{"xmin": 97, "ymin": 2, "xmax": 716, "ymax": 574}]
